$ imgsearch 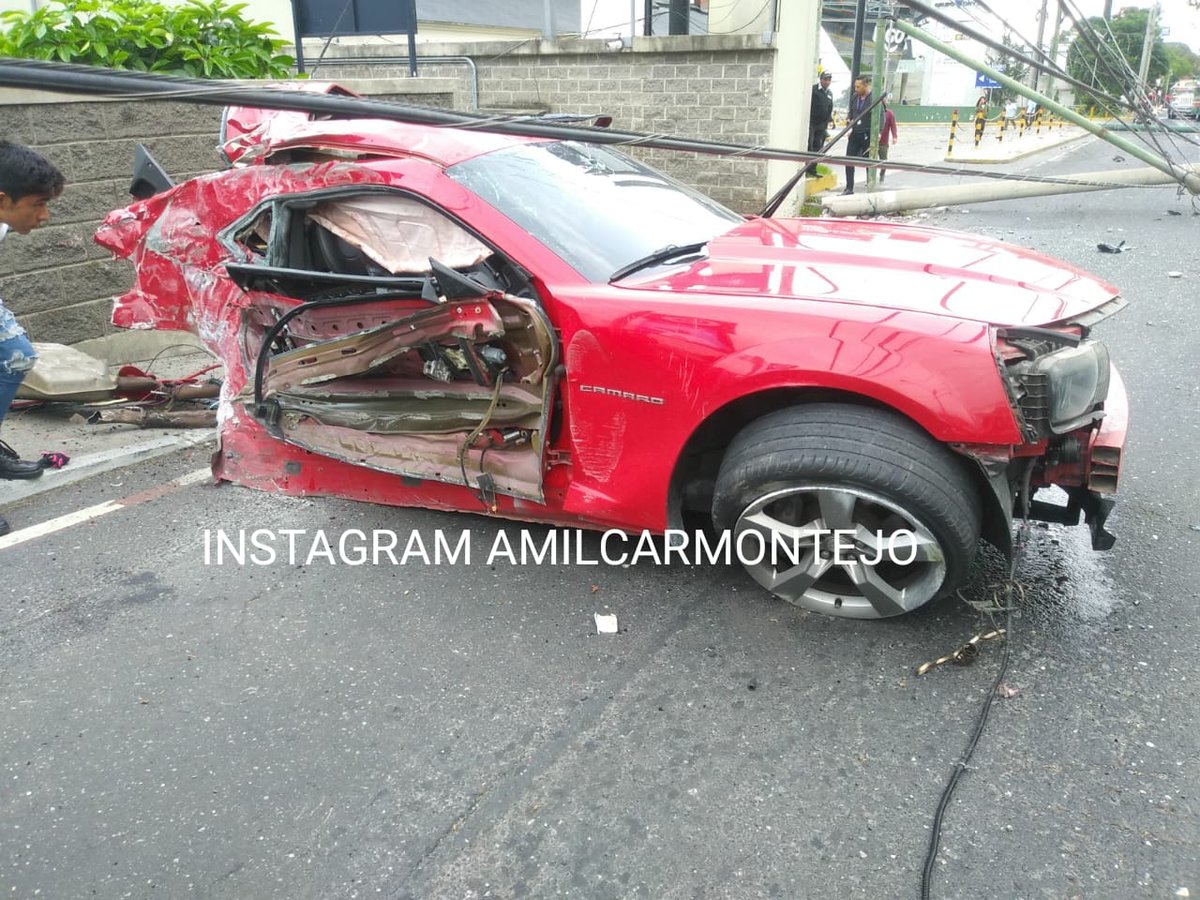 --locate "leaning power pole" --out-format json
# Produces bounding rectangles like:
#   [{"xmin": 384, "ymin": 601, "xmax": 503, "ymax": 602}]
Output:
[
  {"xmin": 1030, "ymin": 0, "xmax": 1048, "ymax": 91},
  {"xmin": 886, "ymin": 16, "xmax": 1200, "ymax": 194},
  {"xmin": 1136, "ymin": 3, "xmax": 1160, "ymax": 89},
  {"xmin": 849, "ymin": 0, "xmax": 868, "ymax": 107},
  {"xmin": 1043, "ymin": 3, "xmax": 1066, "ymax": 104}
]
